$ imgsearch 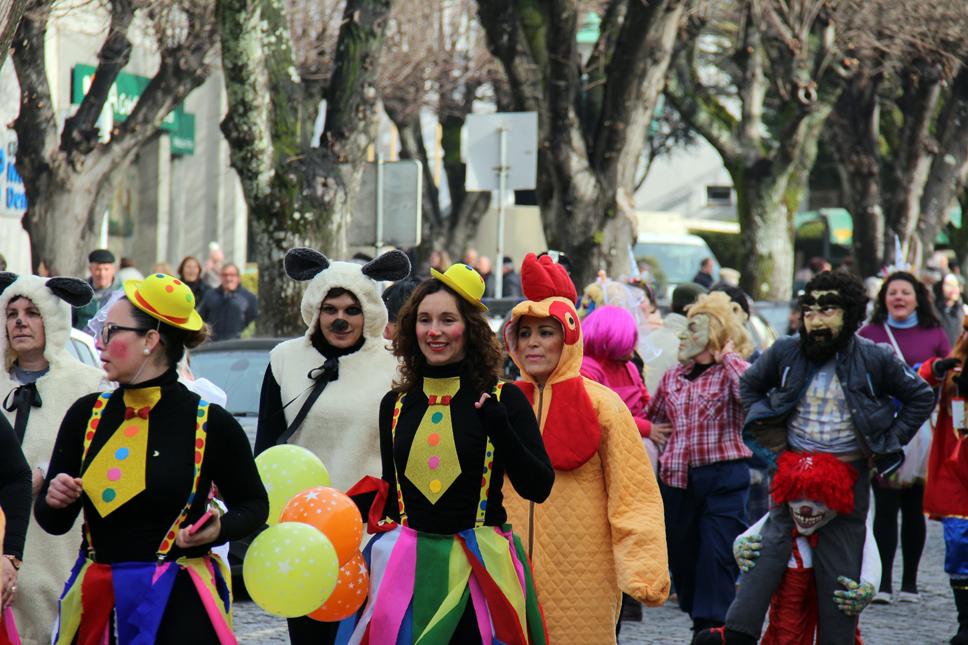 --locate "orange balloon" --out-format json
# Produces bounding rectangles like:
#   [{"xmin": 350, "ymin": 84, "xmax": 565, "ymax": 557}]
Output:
[
  {"xmin": 279, "ymin": 487, "xmax": 363, "ymax": 565},
  {"xmin": 307, "ymin": 552, "xmax": 369, "ymax": 622}
]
